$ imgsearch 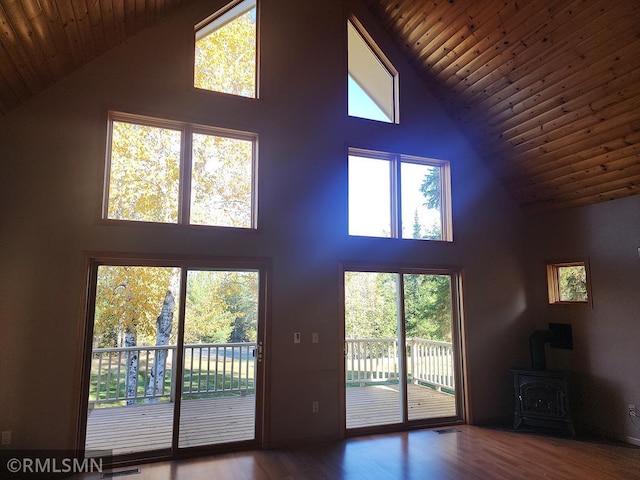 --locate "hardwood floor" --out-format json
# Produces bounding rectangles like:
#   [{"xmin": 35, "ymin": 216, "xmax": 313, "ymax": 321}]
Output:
[{"xmin": 72, "ymin": 425, "xmax": 640, "ymax": 479}]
